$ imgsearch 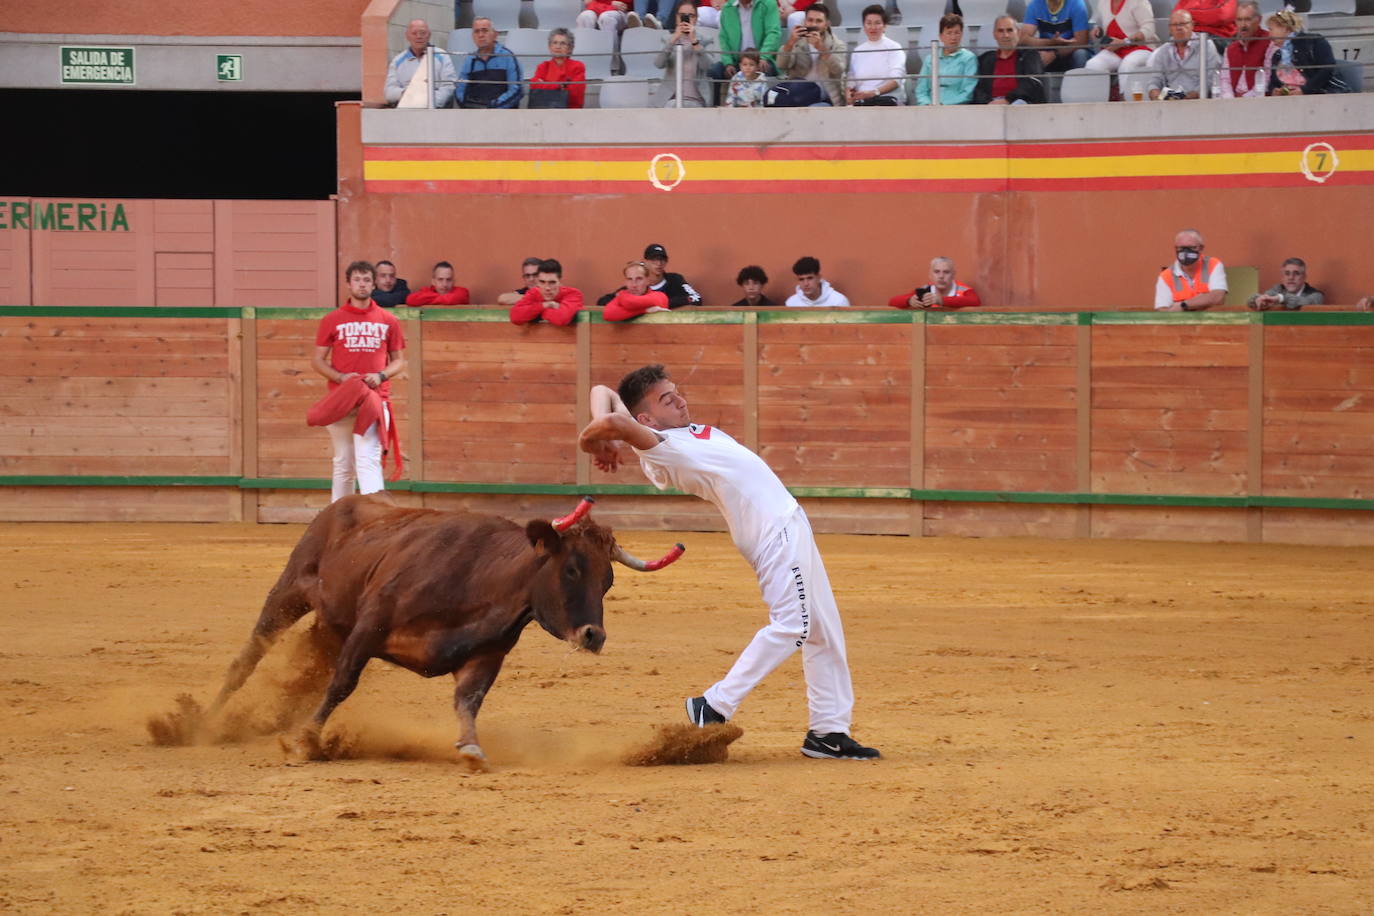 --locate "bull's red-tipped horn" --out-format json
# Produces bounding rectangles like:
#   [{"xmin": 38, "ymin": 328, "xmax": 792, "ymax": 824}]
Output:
[
  {"xmin": 551, "ymin": 496, "xmax": 595, "ymax": 532},
  {"xmin": 612, "ymin": 542, "xmax": 686, "ymax": 572}
]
